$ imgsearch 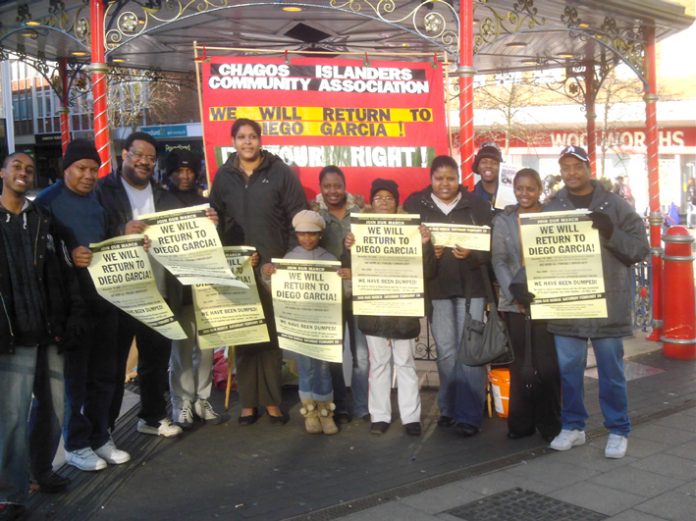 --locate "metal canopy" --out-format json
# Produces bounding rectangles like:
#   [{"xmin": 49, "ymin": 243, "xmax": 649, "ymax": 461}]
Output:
[{"xmin": 0, "ymin": 1, "xmax": 693, "ymax": 80}]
